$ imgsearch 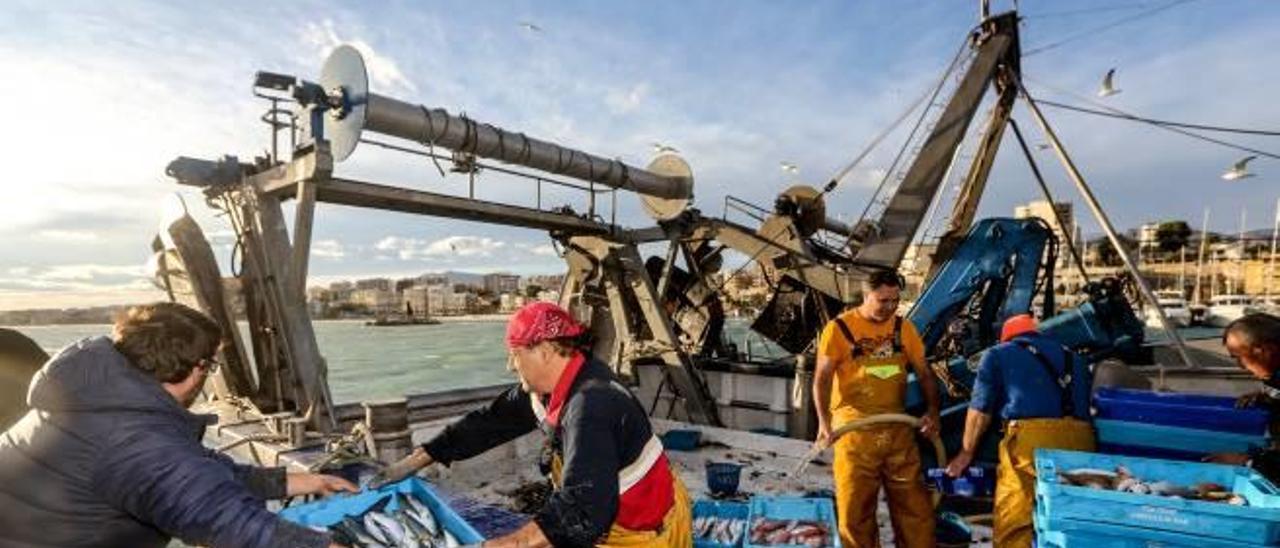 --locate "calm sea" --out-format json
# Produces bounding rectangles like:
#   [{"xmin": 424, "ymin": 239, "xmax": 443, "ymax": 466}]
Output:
[{"xmin": 10, "ymin": 319, "xmax": 787, "ymax": 405}]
